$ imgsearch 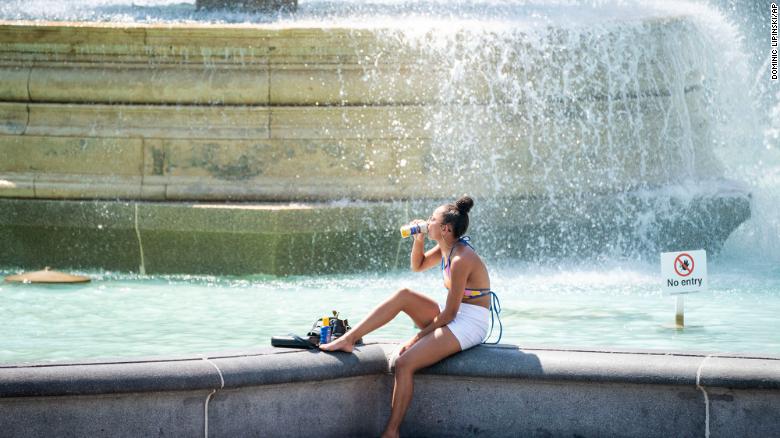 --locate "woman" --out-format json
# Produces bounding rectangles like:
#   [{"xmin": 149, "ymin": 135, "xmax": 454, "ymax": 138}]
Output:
[{"xmin": 320, "ymin": 196, "xmax": 499, "ymax": 438}]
